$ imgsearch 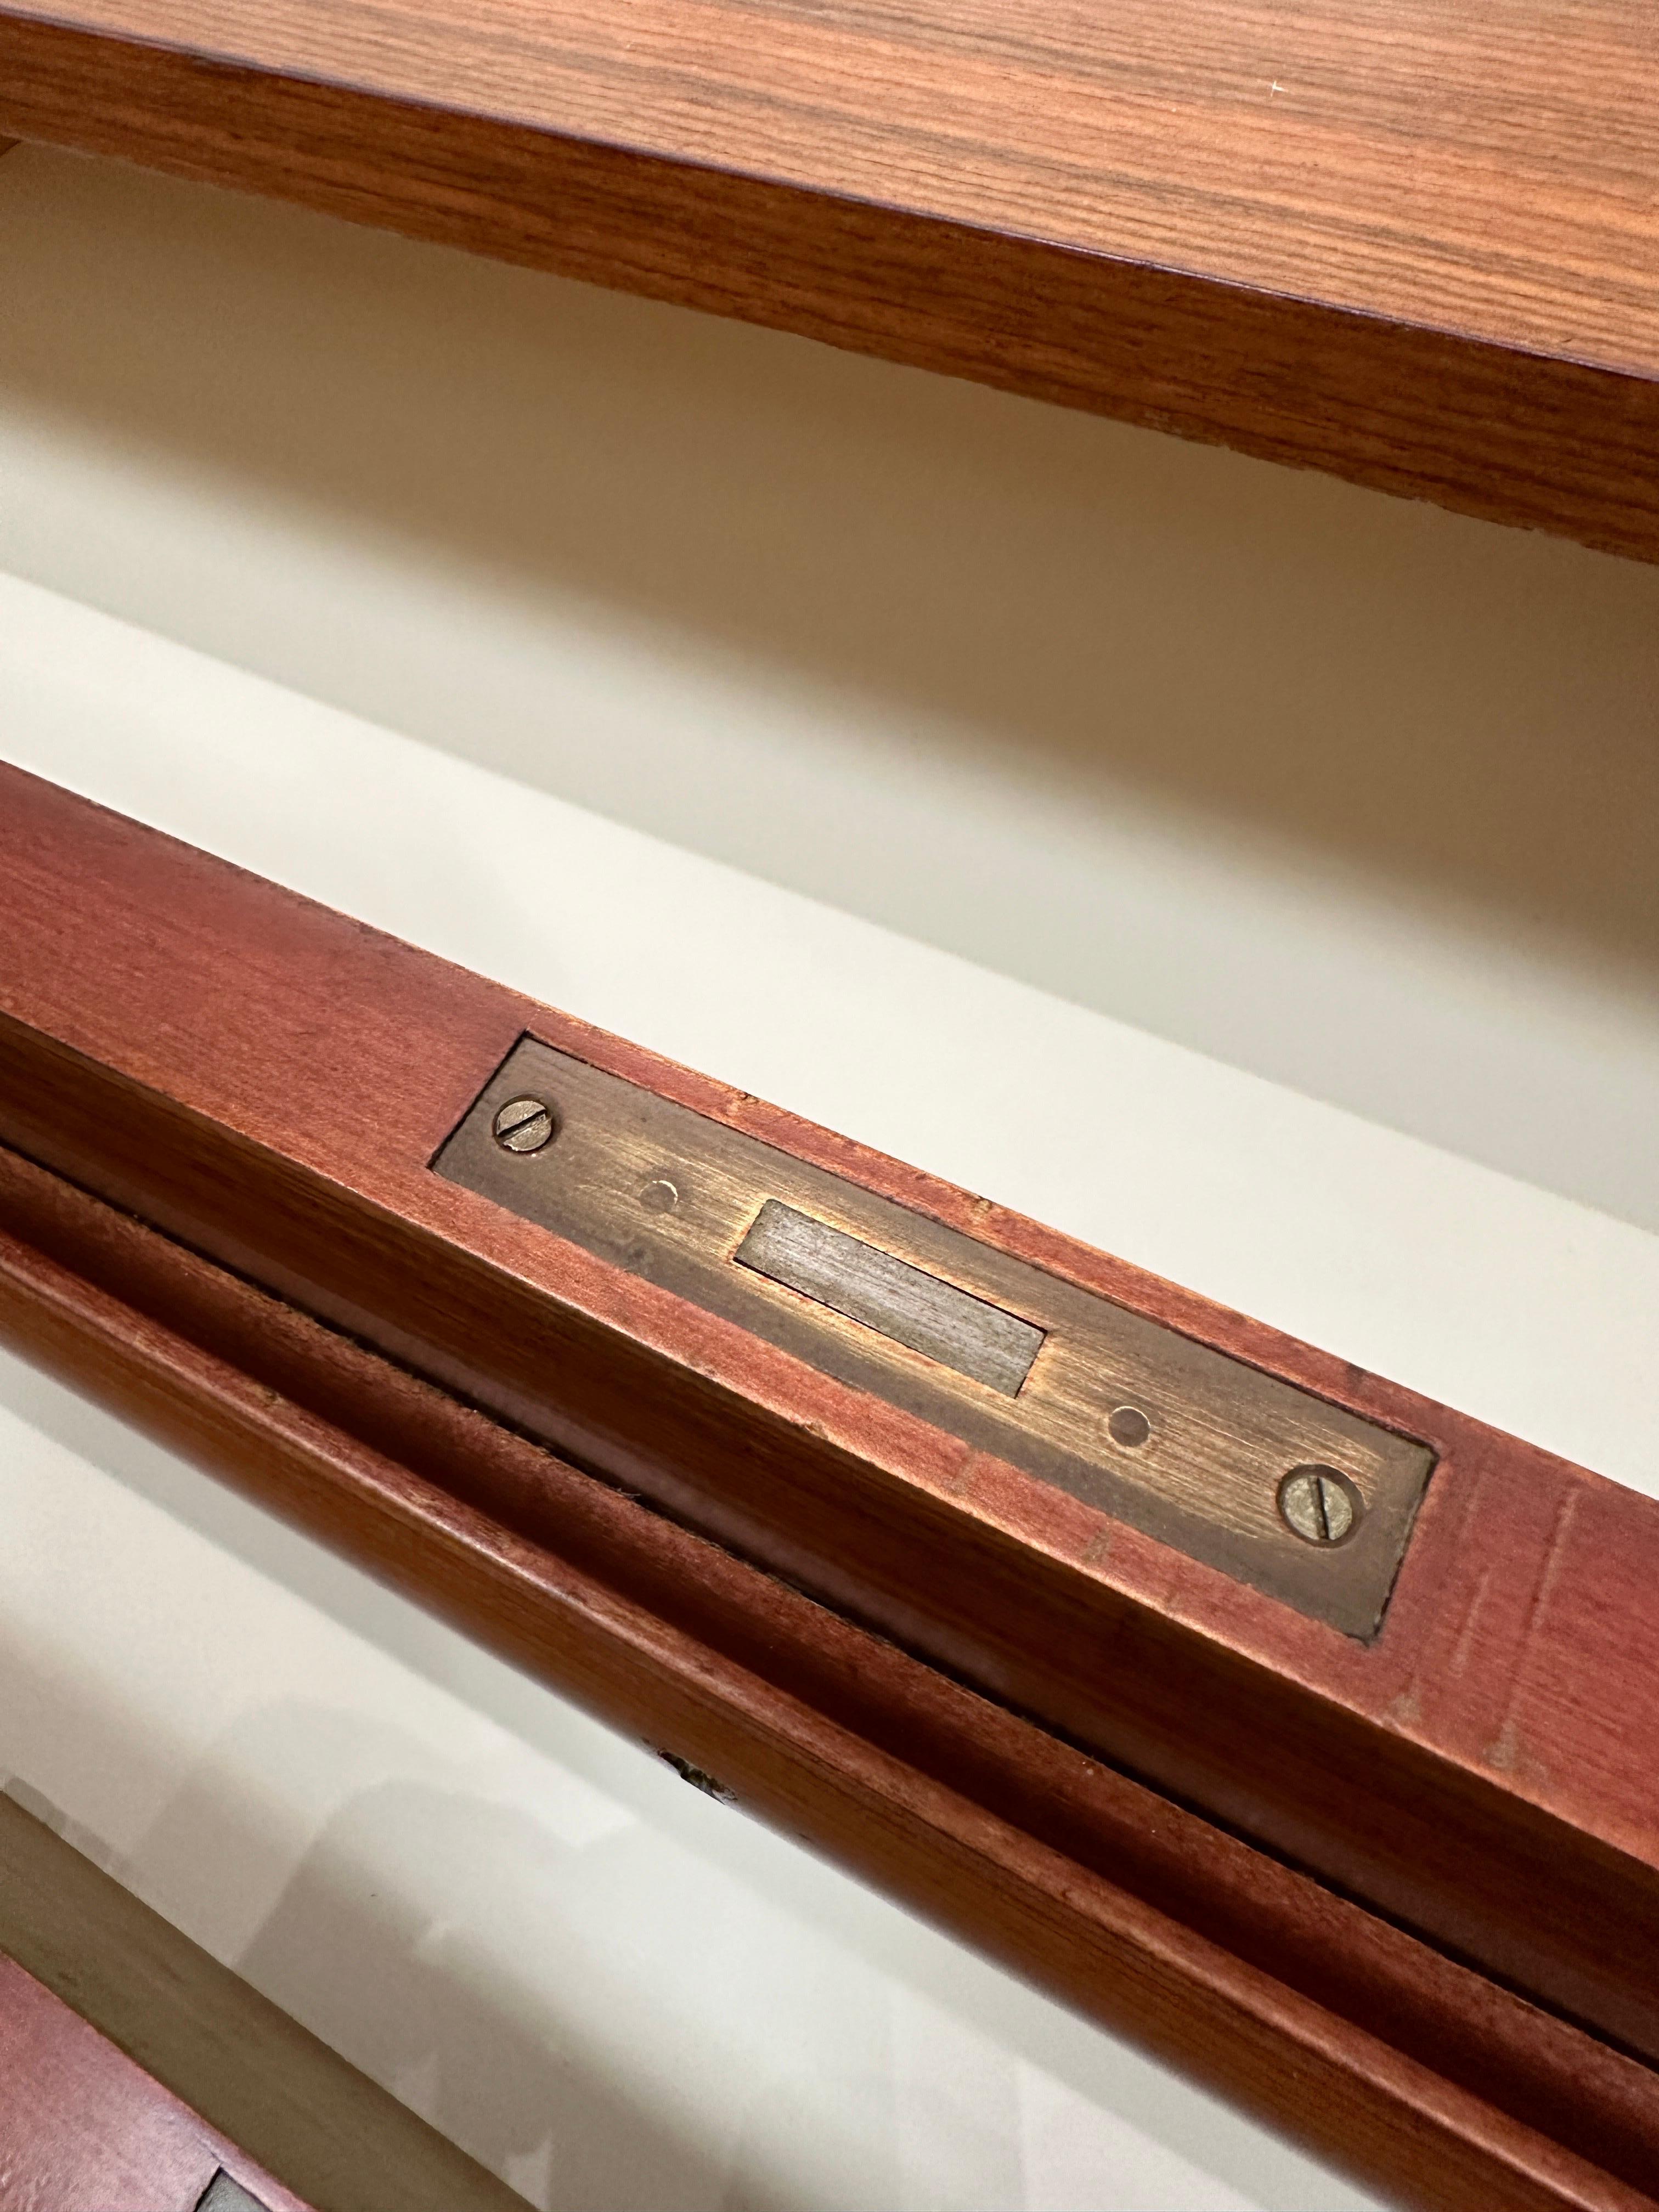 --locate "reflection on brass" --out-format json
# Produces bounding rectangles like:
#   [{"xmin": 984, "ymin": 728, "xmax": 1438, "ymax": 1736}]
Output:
[{"xmin": 435, "ymin": 1037, "xmax": 1435, "ymax": 1637}]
